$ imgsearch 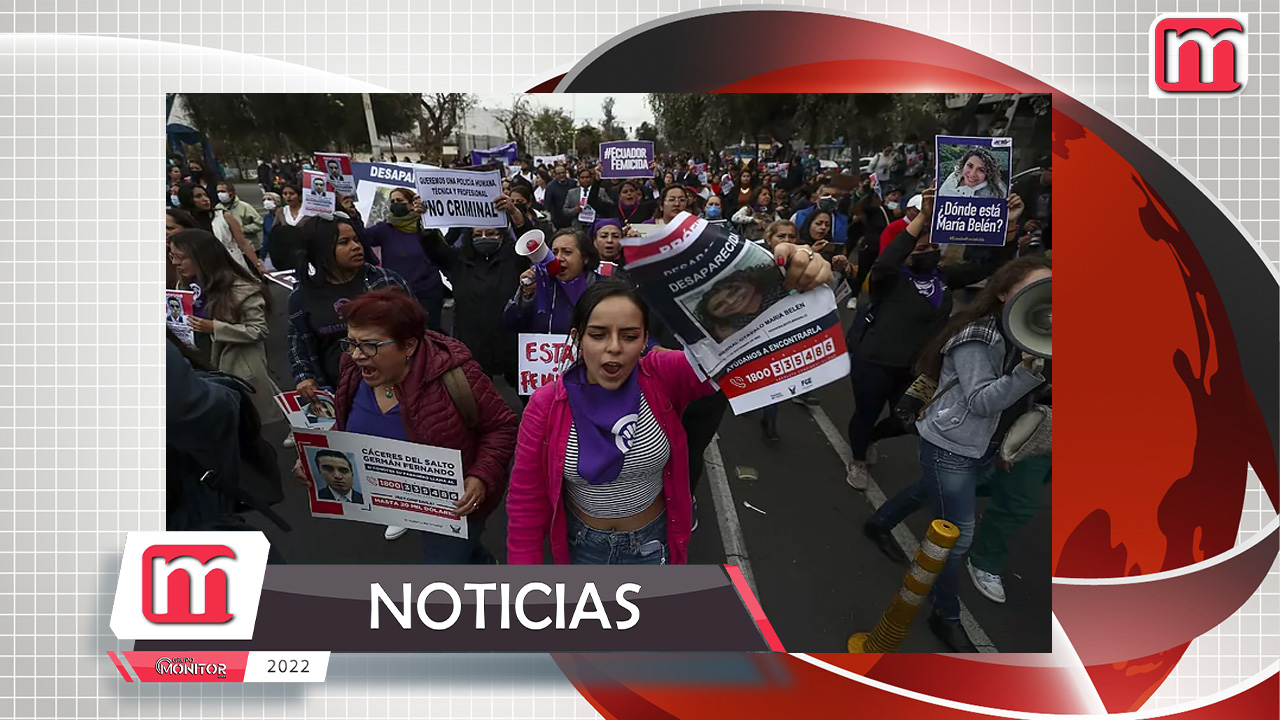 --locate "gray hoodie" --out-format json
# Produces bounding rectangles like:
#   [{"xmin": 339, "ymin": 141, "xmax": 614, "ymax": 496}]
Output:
[{"xmin": 917, "ymin": 317, "xmax": 1044, "ymax": 459}]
